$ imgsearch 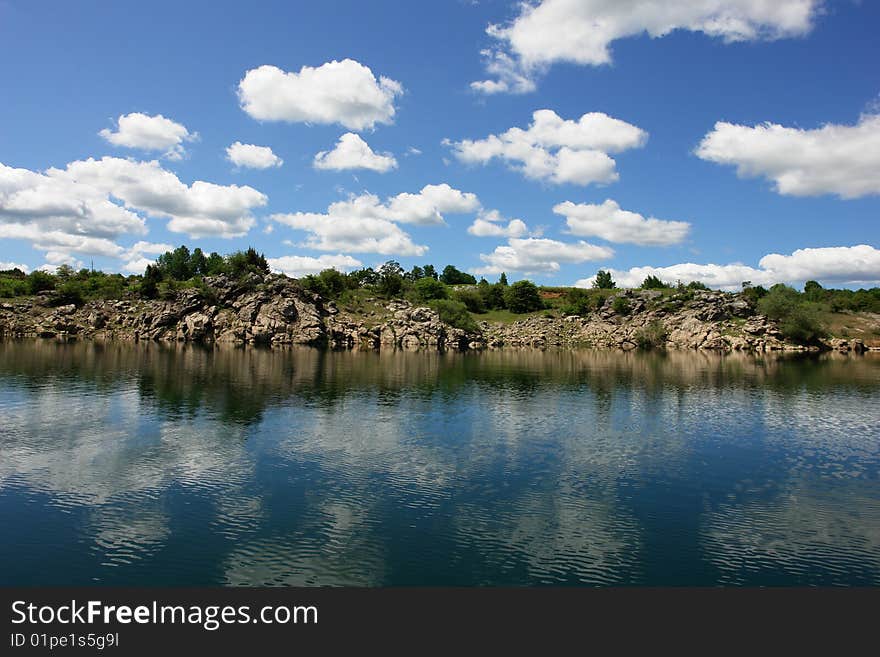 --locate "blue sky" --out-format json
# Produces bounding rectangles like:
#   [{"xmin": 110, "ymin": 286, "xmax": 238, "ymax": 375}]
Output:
[{"xmin": 0, "ymin": 0, "xmax": 878, "ymax": 288}]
